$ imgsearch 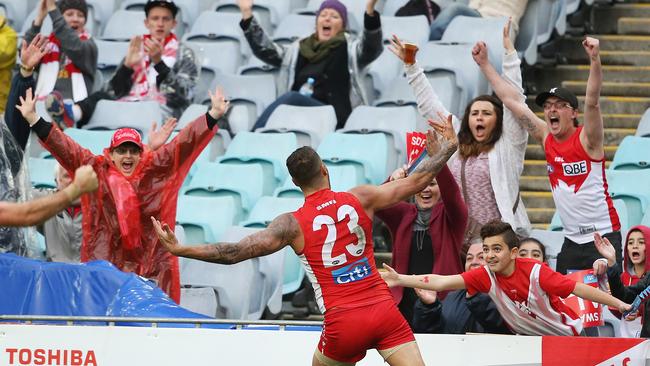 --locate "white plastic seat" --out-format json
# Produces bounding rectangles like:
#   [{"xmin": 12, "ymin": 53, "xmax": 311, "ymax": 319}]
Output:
[
  {"xmin": 183, "ymin": 12, "xmax": 251, "ymax": 58},
  {"xmin": 317, "ymin": 132, "xmax": 390, "ymax": 185},
  {"xmin": 257, "ymin": 104, "xmax": 337, "ymax": 147},
  {"xmin": 84, "ymin": 100, "xmax": 163, "ymax": 133},
  {"xmin": 186, "ymin": 41, "xmax": 242, "ymax": 100},
  {"xmin": 102, "ymin": 10, "xmax": 148, "ymax": 41},
  {"xmin": 272, "ymin": 14, "xmax": 315, "ymax": 44}
]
